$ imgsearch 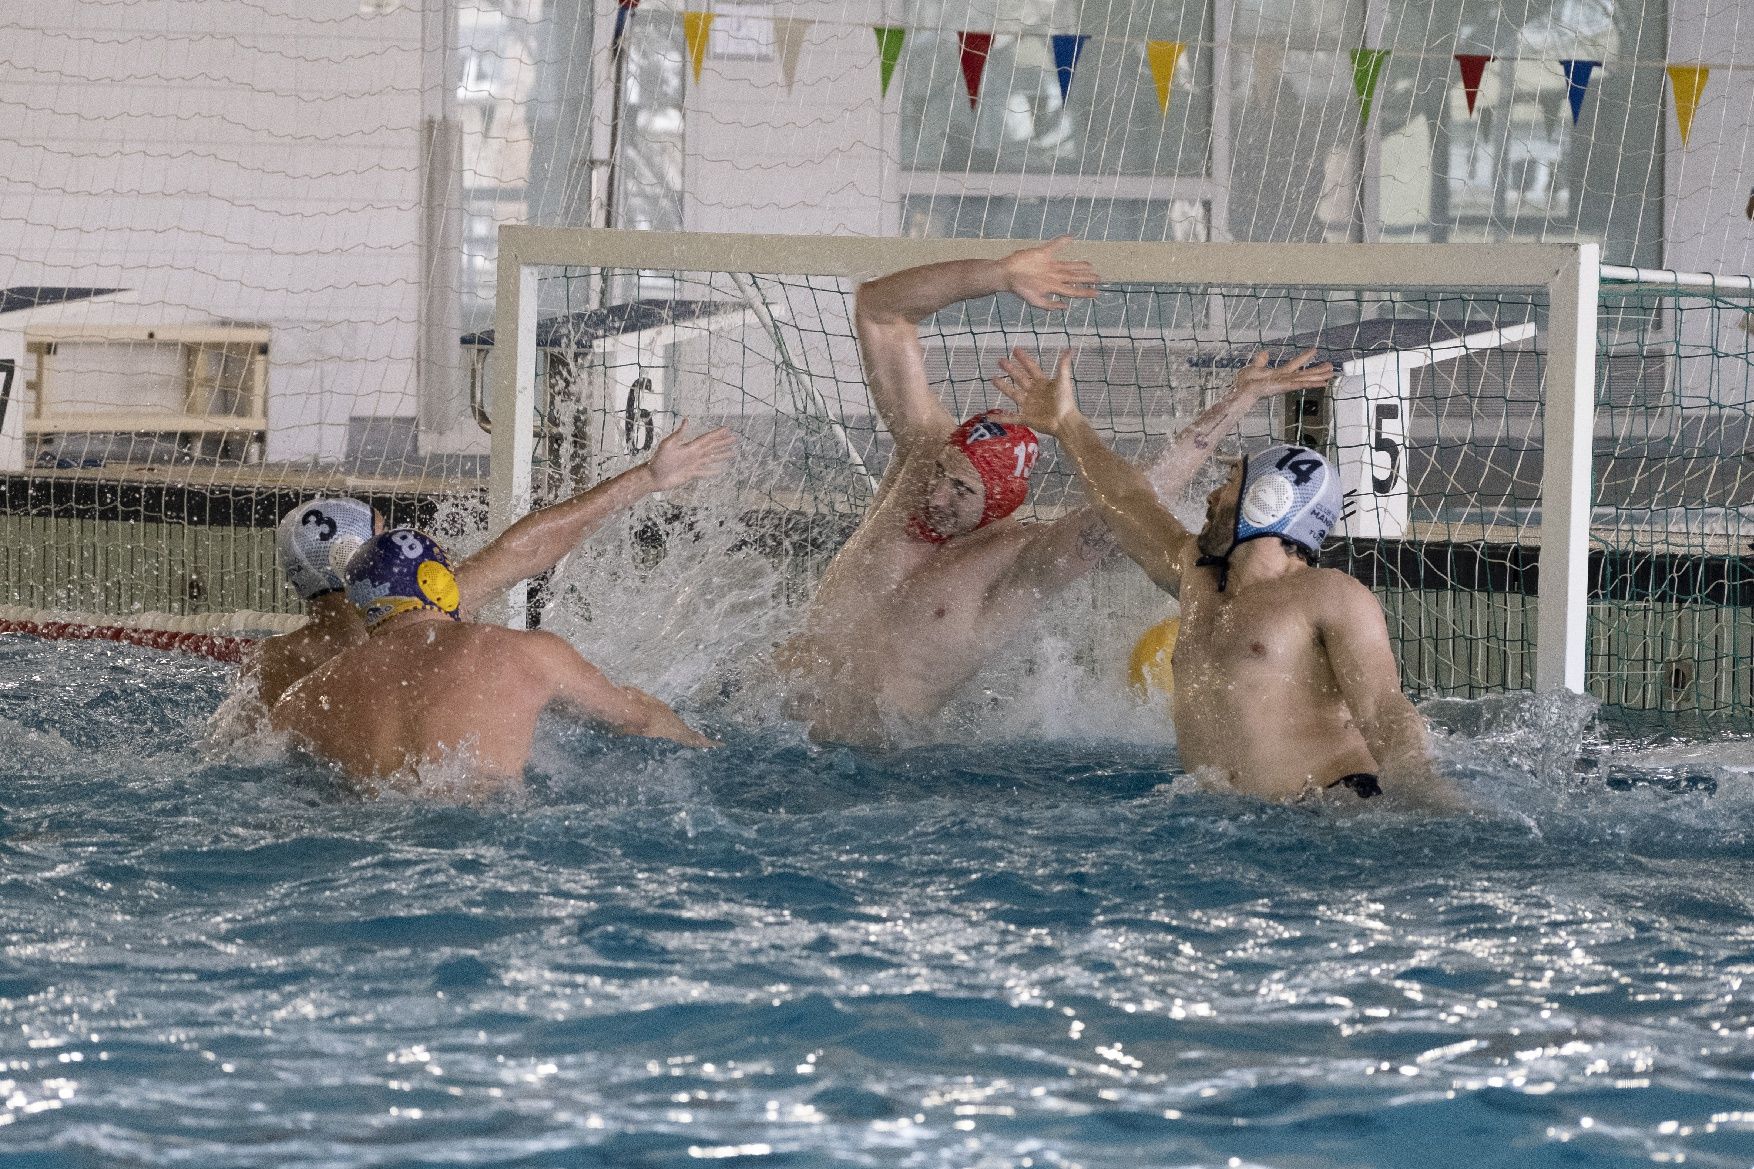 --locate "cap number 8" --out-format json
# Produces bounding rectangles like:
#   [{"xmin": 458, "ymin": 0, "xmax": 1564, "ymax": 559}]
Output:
[{"xmin": 392, "ymin": 531, "xmax": 425, "ymax": 559}]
